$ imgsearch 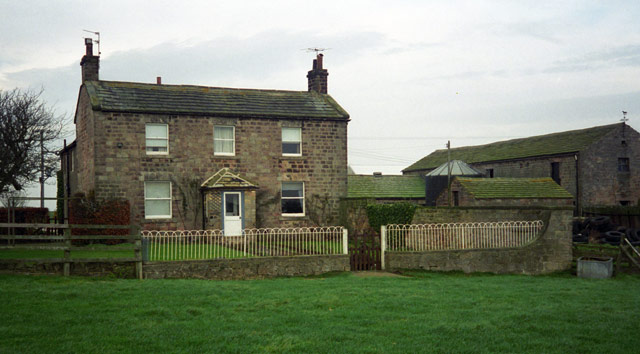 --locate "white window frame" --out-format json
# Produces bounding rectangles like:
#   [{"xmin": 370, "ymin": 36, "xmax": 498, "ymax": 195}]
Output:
[
  {"xmin": 214, "ymin": 125, "xmax": 235, "ymax": 156},
  {"xmin": 144, "ymin": 181, "xmax": 172, "ymax": 219},
  {"xmin": 281, "ymin": 182, "xmax": 305, "ymax": 217},
  {"xmin": 145, "ymin": 123, "xmax": 169, "ymax": 155},
  {"xmin": 282, "ymin": 127, "xmax": 302, "ymax": 157}
]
